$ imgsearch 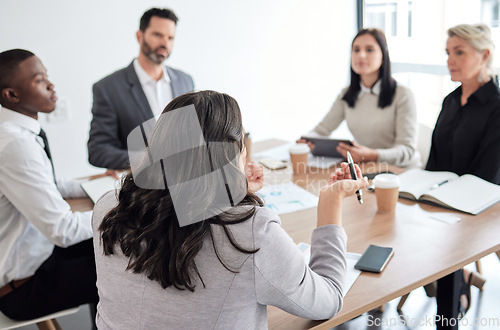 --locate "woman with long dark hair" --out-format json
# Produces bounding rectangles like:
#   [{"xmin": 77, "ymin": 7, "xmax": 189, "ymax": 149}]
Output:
[
  {"xmin": 301, "ymin": 28, "xmax": 419, "ymax": 167},
  {"xmin": 92, "ymin": 90, "xmax": 368, "ymax": 328}
]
